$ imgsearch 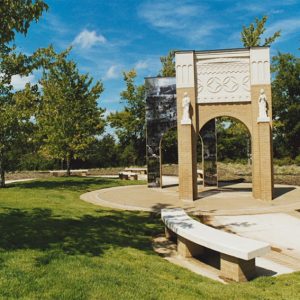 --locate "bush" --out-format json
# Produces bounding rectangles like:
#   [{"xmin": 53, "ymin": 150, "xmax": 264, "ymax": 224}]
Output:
[
  {"xmin": 295, "ymin": 155, "xmax": 300, "ymax": 166},
  {"xmin": 273, "ymin": 157, "xmax": 295, "ymax": 166}
]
